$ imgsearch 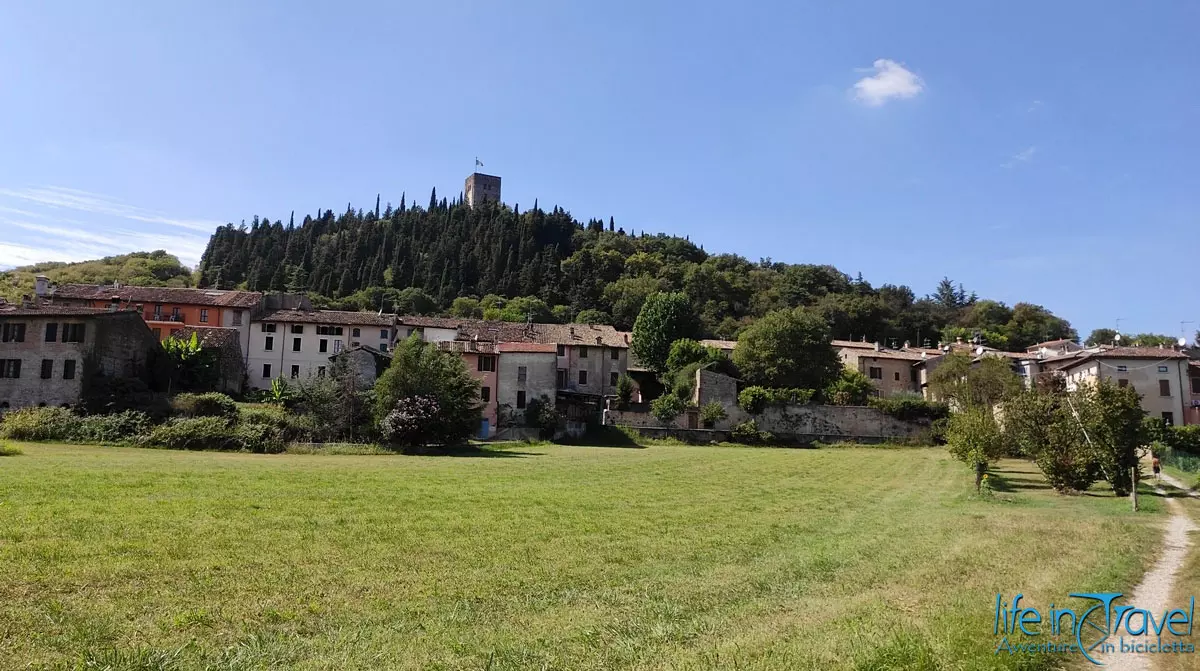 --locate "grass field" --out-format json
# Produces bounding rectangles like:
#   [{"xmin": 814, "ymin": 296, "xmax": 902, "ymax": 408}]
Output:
[{"xmin": 0, "ymin": 443, "xmax": 1170, "ymax": 670}]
